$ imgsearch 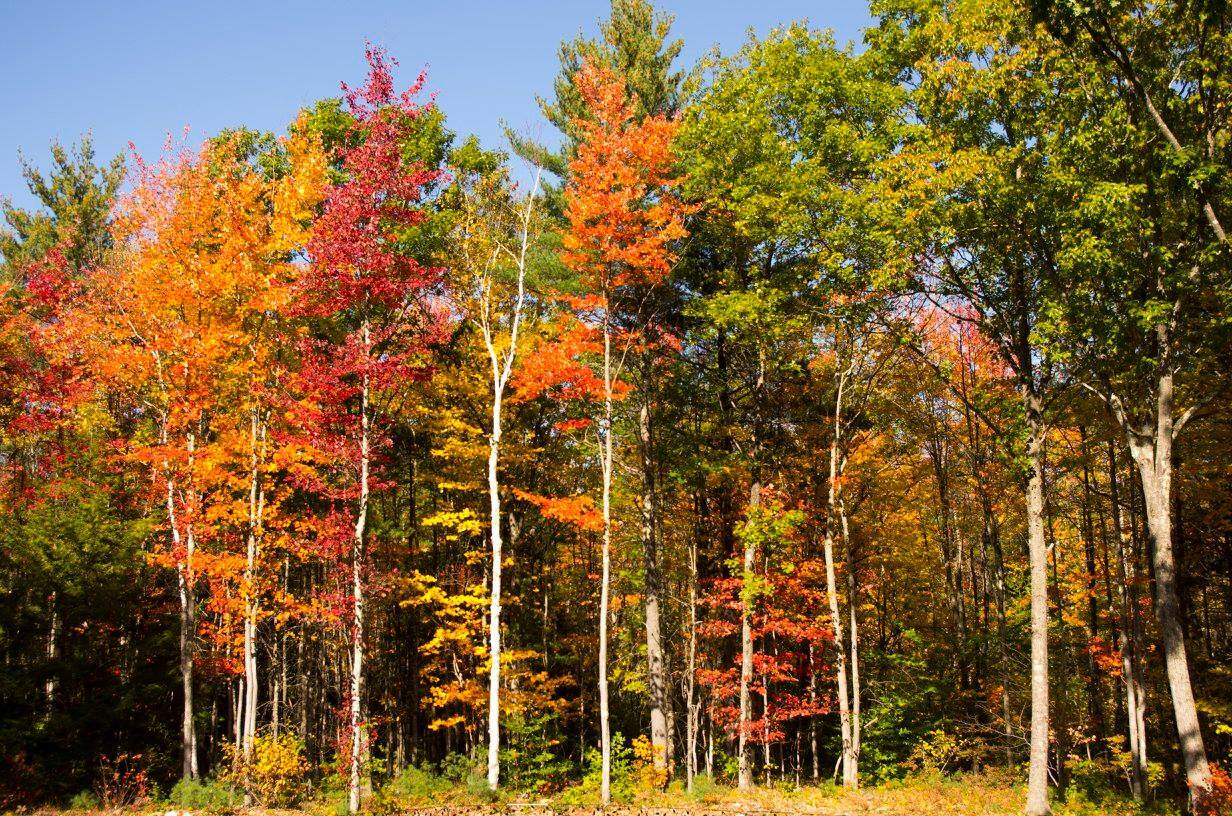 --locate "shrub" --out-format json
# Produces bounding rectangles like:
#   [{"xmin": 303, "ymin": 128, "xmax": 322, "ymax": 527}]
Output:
[
  {"xmin": 631, "ymin": 734, "xmax": 668, "ymax": 791},
  {"xmin": 1195, "ymin": 763, "xmax": 1232, "ymax": 816},
  {"xmin": 1069, "ymin": 755, "xmax": 1122, "ymax": 801},
  {"xmin": 94, "ymin": 753, "xmax": 151, "ymax": 809},
  {"xmin": 555, "ymin": 733, "xmax": 634, "ymax": 805},
  {"xmin": 168, "ymin": 777, "xmax": 239, "ymax": 810},
  {"xmin": 500, "ymin": 711, "xmax": 570, "ymax": 793},
  {"xmin": 220, "ymin": 733, "xmax": 309, "ymax": 807},
  {"xmin": 67, "ymin": 790, "xmax": 100, "ymax": 810},
  {"xmin": 685, "ymin": 773, "xmax": 722, "ymax": 801},
  {"xmin": 438, "ymin": 751, "xmax": 478, "ymax": 784},
  {"xmin": 905, "ymin": 729, "xmax": 973, "ymax": 777},
  {"xmin": 381, "ymin": 764, "xmax": 450, "ymax": 801}
]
